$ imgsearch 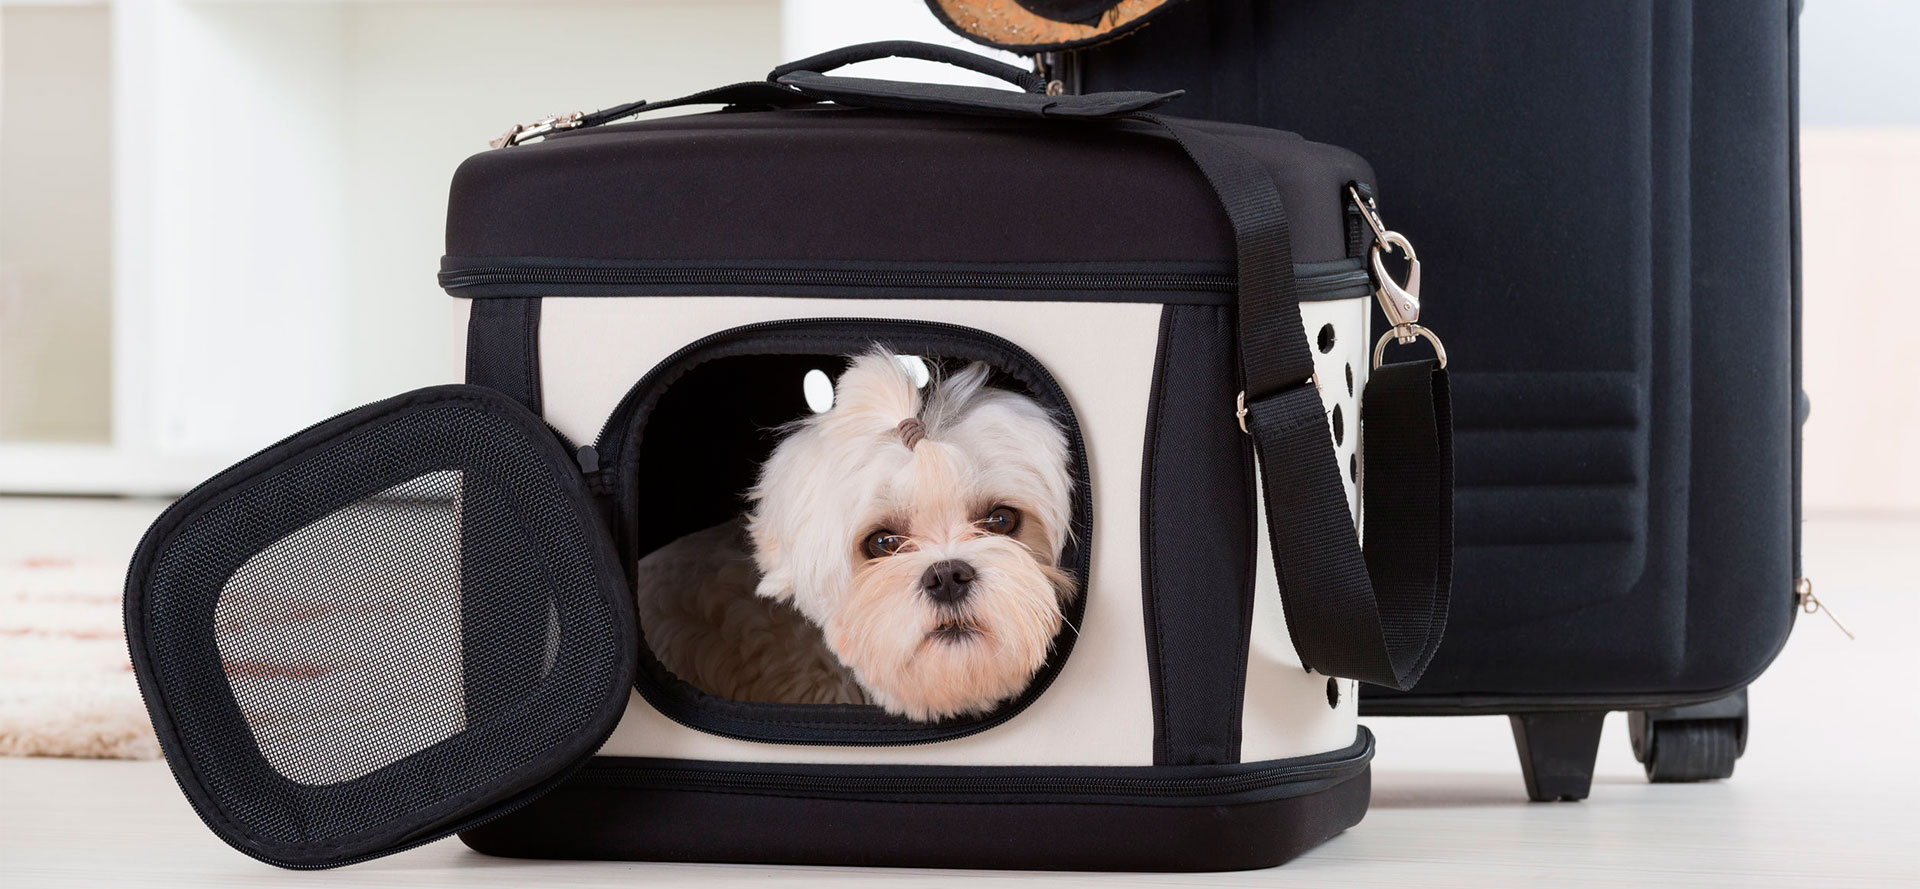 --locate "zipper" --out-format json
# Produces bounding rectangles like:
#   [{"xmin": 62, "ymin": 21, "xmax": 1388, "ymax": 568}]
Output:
[
  {"xmin": 592, "ymin": 317, "xmax": 1094, "ymax": 747},
  {"xmin": 568, "ymin": 744, "xmax": 1371, "ymax": 801},
  {"xmin": 441, "ymin": 264, "xmax": 1235, "ymax": 294},
  {"xmin": 437, "ymin": 261, "xmax": 1373, "ymax": 302}
]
